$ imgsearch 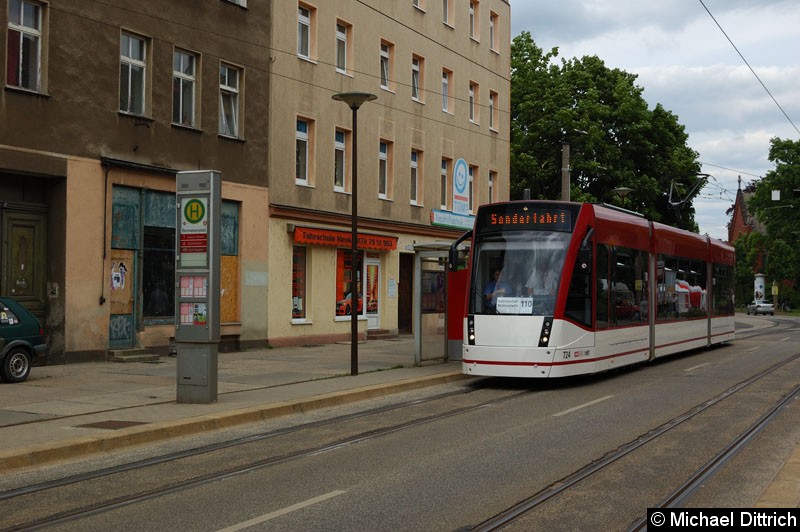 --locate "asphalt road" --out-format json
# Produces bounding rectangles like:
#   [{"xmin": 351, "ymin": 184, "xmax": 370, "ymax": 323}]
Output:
[{"xmin": 5, "ymin": 319, "xmax": 799, "ymax": 531}]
